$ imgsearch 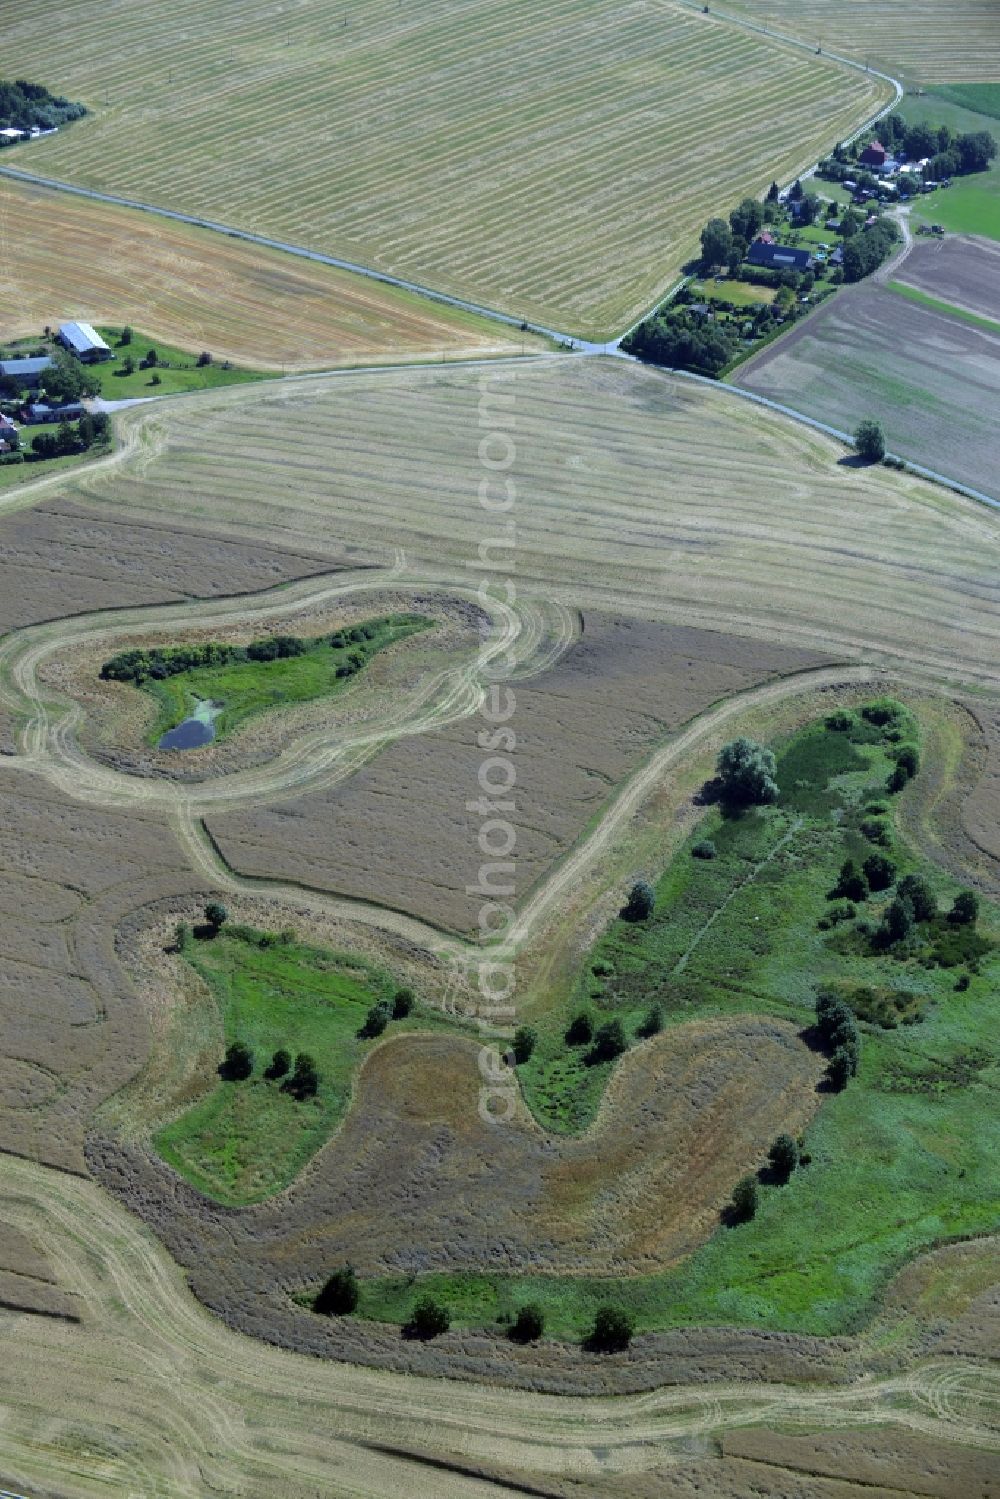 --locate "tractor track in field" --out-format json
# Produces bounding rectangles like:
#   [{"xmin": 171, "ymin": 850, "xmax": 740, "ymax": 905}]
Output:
[
  {"xmin": 0, "ymin": 561, "xmax": 878, "ymax": 964},
  {"xmin": 0, "ymin": 1149, "xmax": 997, "ymax": 1498}
]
